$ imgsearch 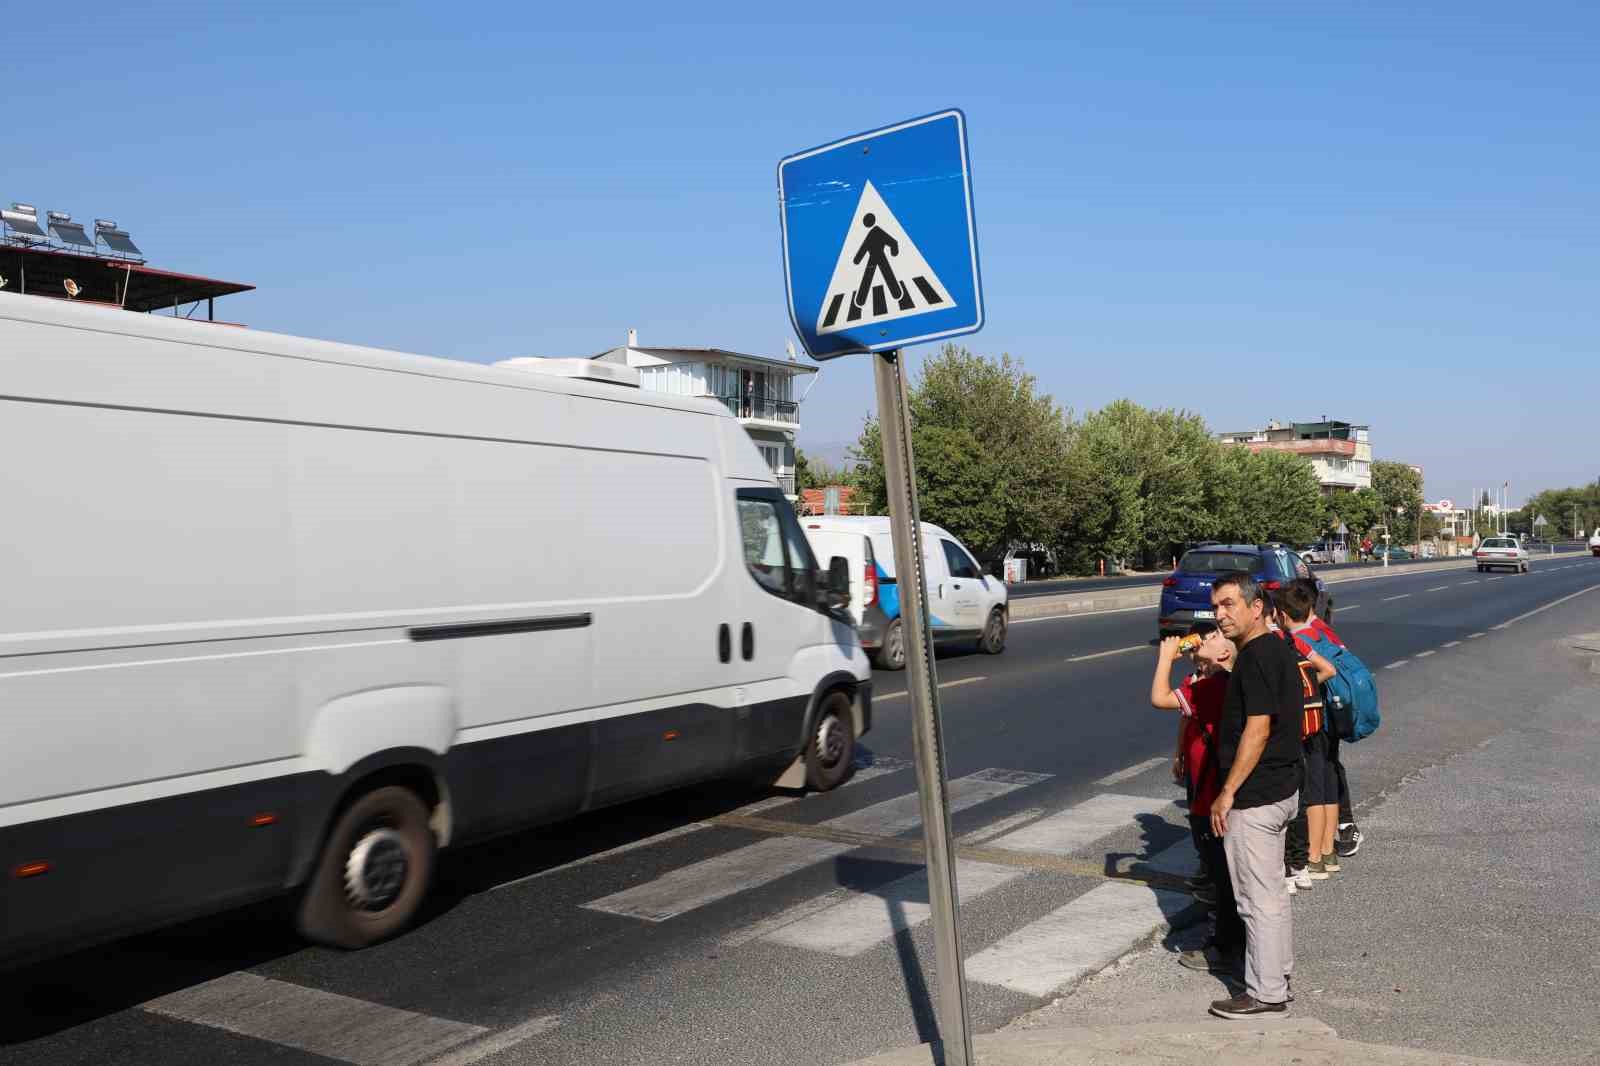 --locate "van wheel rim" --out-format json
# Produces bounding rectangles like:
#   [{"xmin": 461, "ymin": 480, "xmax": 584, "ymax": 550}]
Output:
[
  {"xmin": 886, "ymin": 625, "xmax": 904, "ymax": 665},
  {"xmin": 344, "ymin": 827, "xmax": 410, "ymax": 911},
  {"xmin": 815, "ymin": 713, "xmax": 846, "ymax": 769},
  {"xmin": 987, "ymin": 612, "xmax": 1006, "ymax": 649}
]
